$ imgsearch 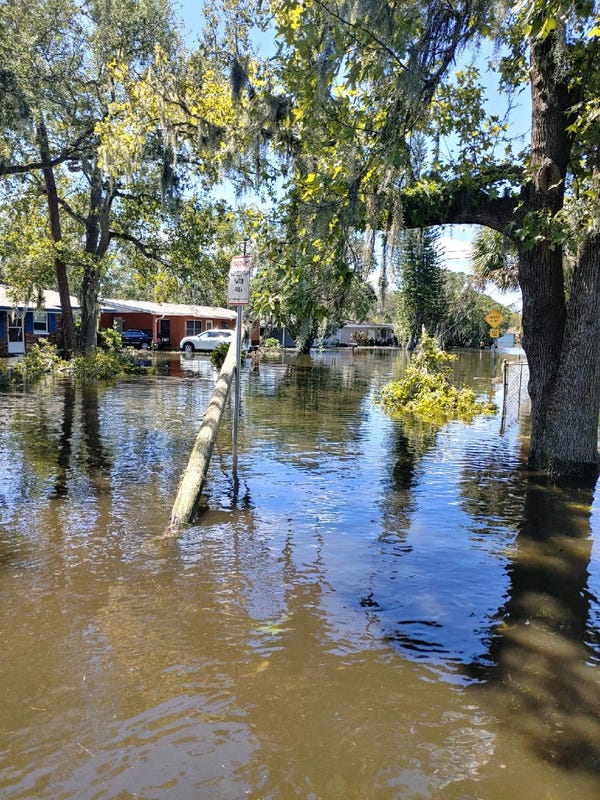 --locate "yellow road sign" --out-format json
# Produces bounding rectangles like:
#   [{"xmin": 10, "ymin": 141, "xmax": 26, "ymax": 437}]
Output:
[
  {"xmin": 489, "ymin": 327, "xmax": 500, "ymax": 338},
  {"xmin": 485, "ymin": 310, "xmax": 504, "ymax": 327}
]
